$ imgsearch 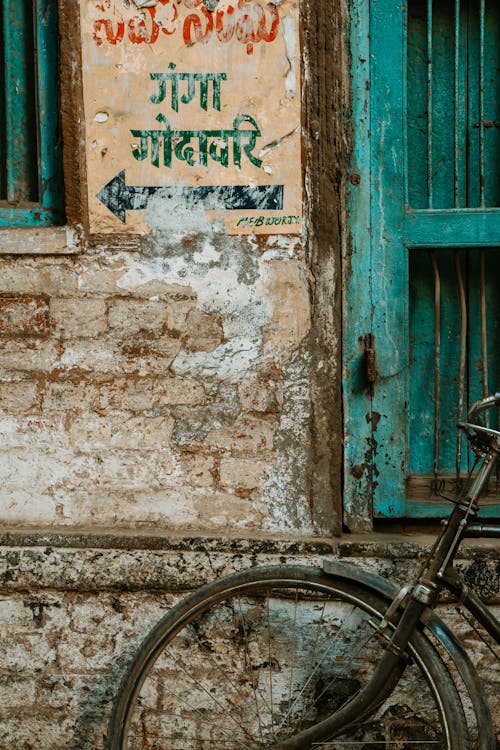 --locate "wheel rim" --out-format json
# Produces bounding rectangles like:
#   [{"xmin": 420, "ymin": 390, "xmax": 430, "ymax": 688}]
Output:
[{"xmin": 118, "ymin": 577, "xmax": 455, "ymax": 750}]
